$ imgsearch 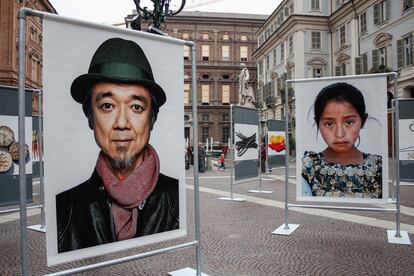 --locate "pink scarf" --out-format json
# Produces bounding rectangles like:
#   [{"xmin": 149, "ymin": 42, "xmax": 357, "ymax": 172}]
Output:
[{"xmin": 96, "ymin": 144, "xmax": 160, "ymax": 241}]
